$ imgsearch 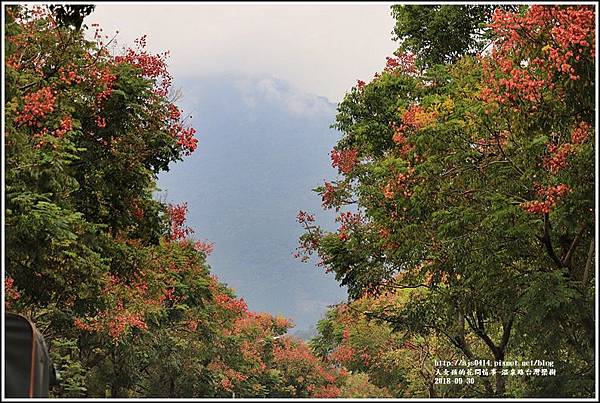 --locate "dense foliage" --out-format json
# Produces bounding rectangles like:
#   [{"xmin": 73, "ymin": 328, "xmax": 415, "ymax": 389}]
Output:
[
  {"xmin": 301, "ymin": 4, "xmax": 595, "ymax": 398},
  {"xmin": 3, "ymin": 4, "xmax": 595, "ymax": 399},
  {"xmin": 4, "ymin": 6, "xmax": 343, "ymax": 398},
  {"xmin": 310, "ymin": 290, "xmax": 471, "ymax": 397}
]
